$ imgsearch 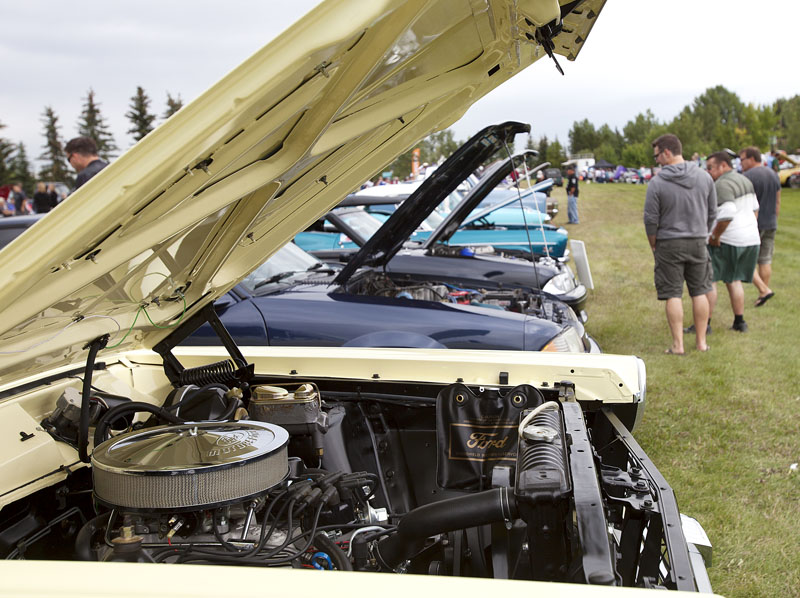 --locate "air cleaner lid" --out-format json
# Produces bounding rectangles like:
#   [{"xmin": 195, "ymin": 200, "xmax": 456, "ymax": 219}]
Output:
[{"xmin": 92, "ymin": 420, "xmax": 289, "ymax": 475}]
